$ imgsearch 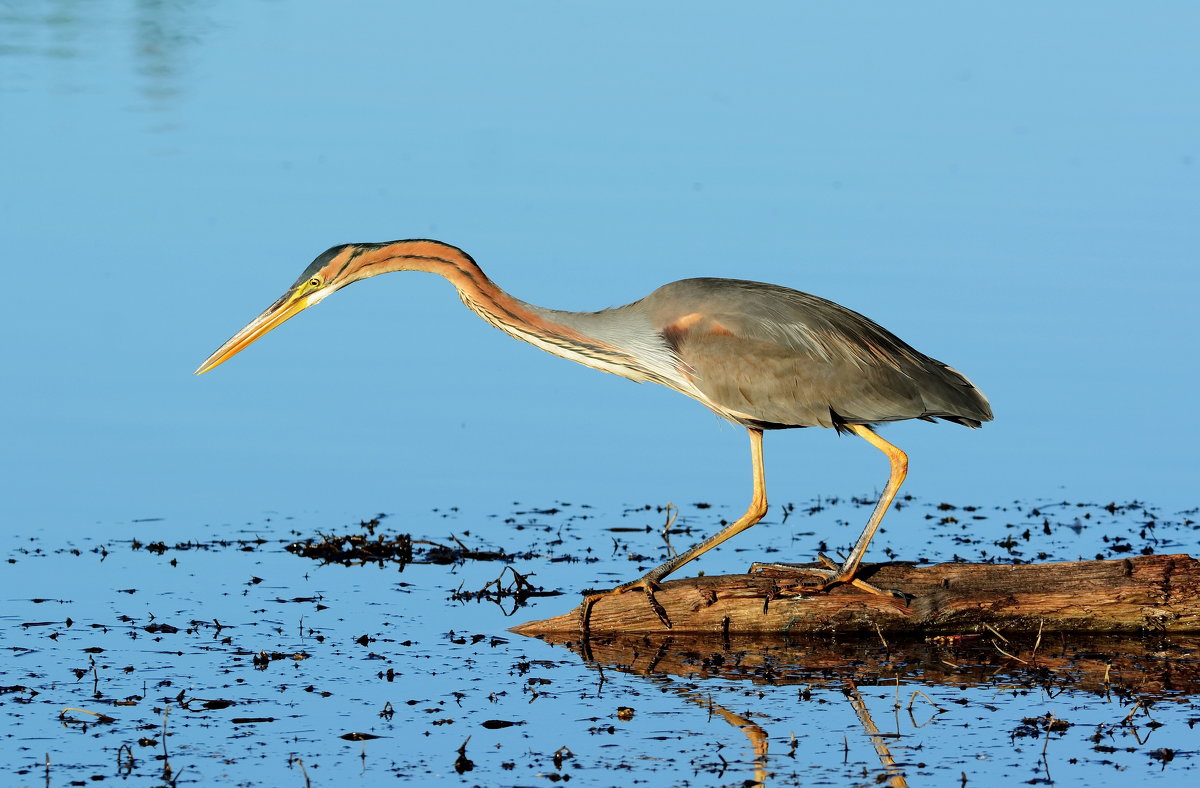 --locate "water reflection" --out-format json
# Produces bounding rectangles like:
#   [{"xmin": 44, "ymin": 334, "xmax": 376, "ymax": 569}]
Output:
[
  {"xmin": 541, "ymin": 631, "xmax": 1200, "ymax": 699},
  {"xmin": 132, "ymin": 0, "xmax": 214, "ymax": 103},
  {"xmin": 0, "ymin": 0, "xmax": 212, "ymax": 105},
  {"xmin": 5, "ymin": 497, "xmax": 1196, "ymax": 786},
  {"xmin": 664, "ymin": 680, "xmax": 771, "ymax": 785},
  {"xmin": 532, "ymin": 631, "xmax": 1200, "ymax": 785}
]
